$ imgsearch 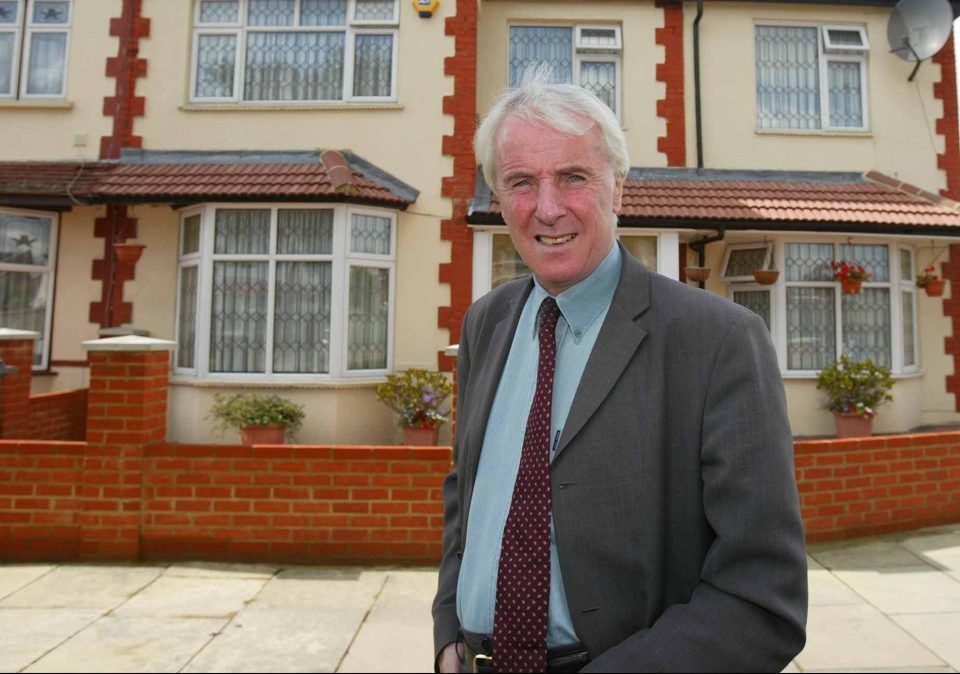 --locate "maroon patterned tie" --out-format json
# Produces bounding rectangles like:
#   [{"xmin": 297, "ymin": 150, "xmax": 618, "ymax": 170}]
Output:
[{"xmin": 492, "ymin": 296, "xmax": 561, "ymax": 673}]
